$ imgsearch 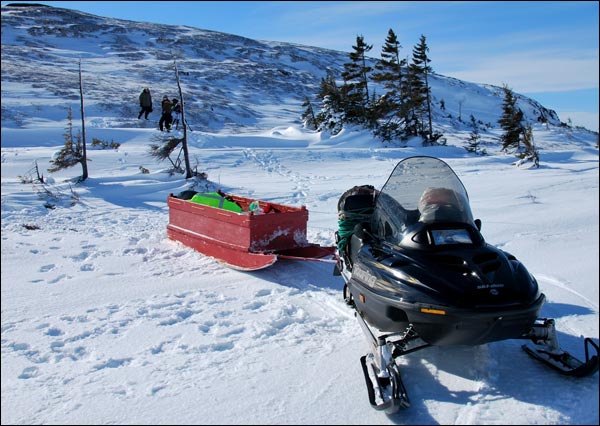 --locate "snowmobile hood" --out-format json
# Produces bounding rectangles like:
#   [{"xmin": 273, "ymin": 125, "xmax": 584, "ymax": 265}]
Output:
[{"xmin": 361, "ymin": 156, "xmax": 539, "ymax": 308}]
